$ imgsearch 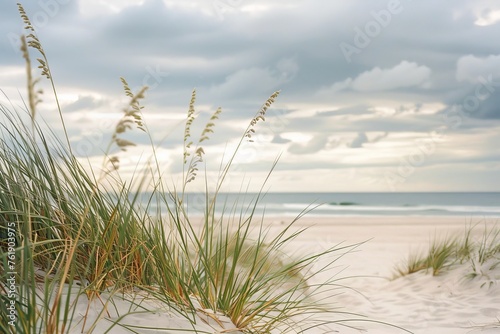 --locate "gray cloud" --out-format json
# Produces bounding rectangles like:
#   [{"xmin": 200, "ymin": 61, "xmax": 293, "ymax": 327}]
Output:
[
  {"xmin": 63, "ymin": 95, "xmax": 104, "ymax": 113},
  {"xmin": 271, "ymin": 134, "xmax": 291, "ymax": 144},
  {"xmin": 442, "ymin": 91, "xmax": 500, "ymax": 121},
  {"xmin": 288, "ymin": 134, "xmax": 329, "ymax": 155},
  {"xmin": 2, "ymin": 0, "xmax": 500, "ymax": 190},
  {"xmin": 349, "ymin": 132, "xmax": 368, "ymax": 148}
]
